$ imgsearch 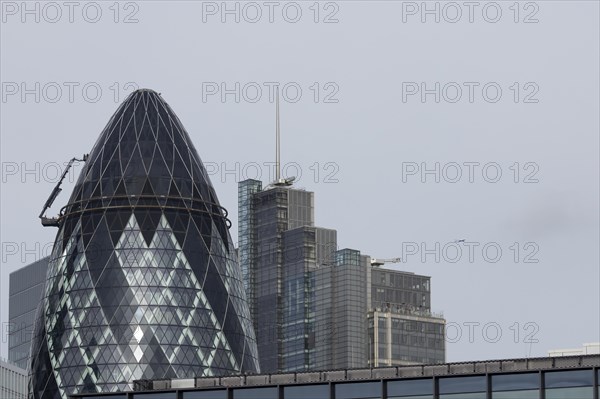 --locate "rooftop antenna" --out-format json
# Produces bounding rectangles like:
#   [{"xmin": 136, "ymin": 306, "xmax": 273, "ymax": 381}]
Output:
[
  {"xmin": 276, "ymin": 86, "xmax": 280, "ymax": 182},
  {"xmin": 271, "ymin": 87, "xmax": 295, "ymax": 187}
]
